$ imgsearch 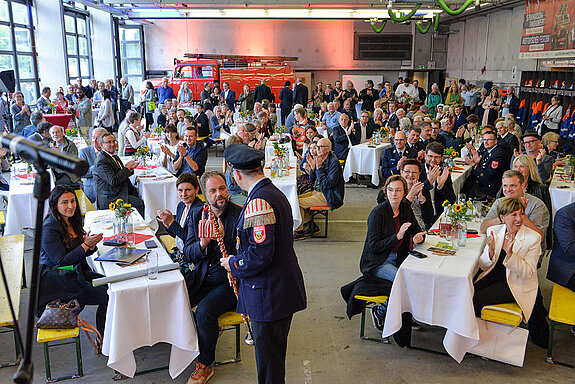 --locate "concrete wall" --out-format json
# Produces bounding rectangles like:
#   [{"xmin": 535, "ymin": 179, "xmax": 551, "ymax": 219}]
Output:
[{"xmin": 446, "ymin": 5, "xmax": 538, "ymax": 86}]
